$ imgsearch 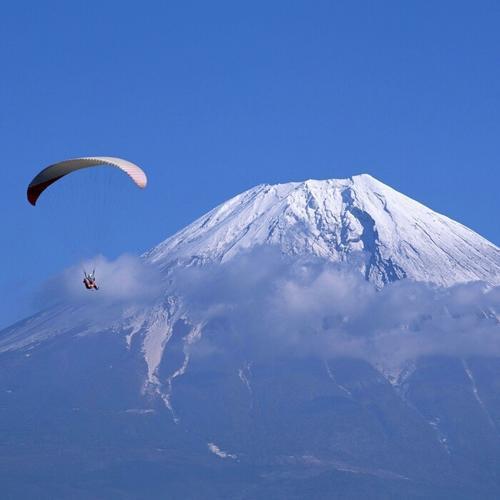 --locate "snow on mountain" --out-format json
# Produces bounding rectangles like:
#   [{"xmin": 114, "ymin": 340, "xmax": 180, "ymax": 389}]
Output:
[{"xmin": 146, "ymin": 174, "xmax": 500, "ymax": 287}]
